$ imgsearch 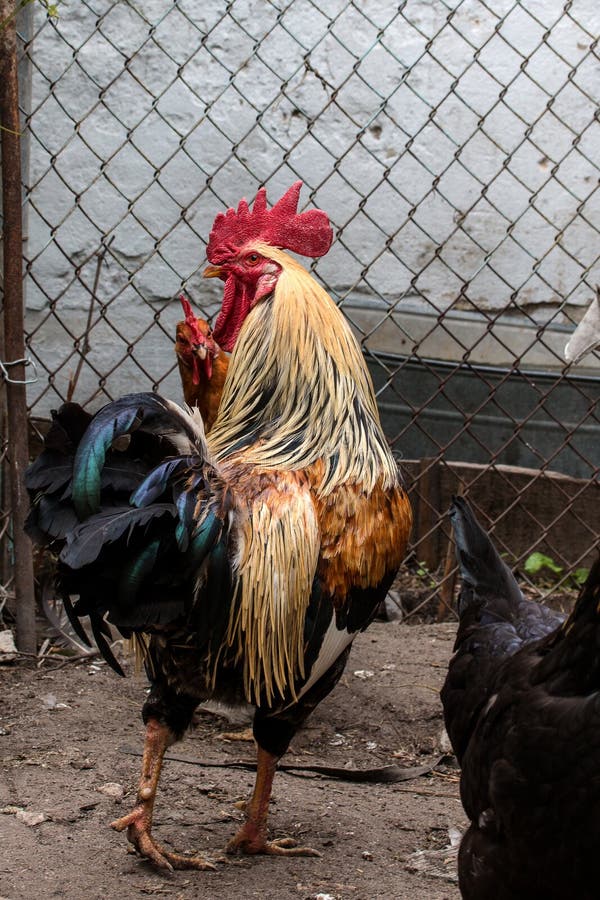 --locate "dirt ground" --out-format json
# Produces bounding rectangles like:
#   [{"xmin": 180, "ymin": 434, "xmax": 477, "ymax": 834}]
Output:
[{"xmin": 0, "ymin": 621, "xmax": 465, "ymax": 900}]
